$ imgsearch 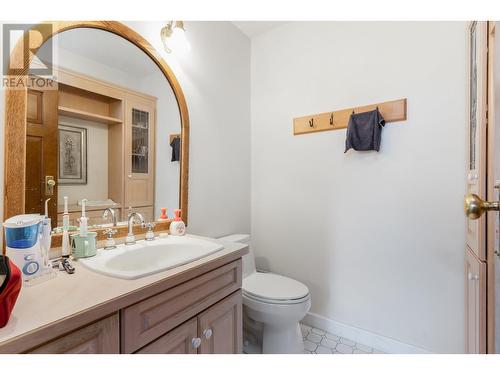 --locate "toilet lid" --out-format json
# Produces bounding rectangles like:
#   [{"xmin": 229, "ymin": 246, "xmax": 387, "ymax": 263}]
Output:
[{"xmin": 243, "ymin": 272, "xmax": 309, "ymax": 301}]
